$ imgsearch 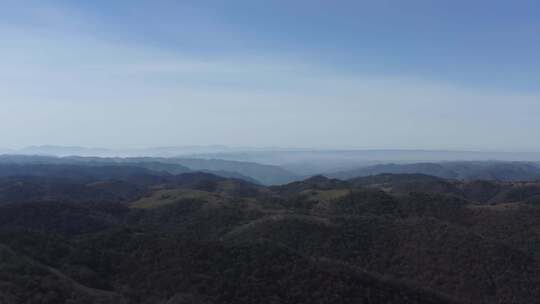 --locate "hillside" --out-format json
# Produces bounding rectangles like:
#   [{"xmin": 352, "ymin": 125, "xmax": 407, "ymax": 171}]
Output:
[{"xmin": 2, "ymin": 166, "xmax": 540, "ymax": 303}]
